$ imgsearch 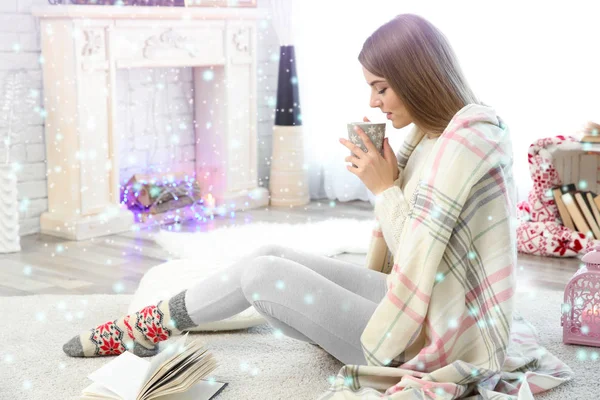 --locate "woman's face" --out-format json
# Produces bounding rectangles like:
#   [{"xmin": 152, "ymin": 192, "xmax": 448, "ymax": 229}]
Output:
[{"xmin": 362, "ymin": 67, "xmax": 413, "ymax": 130}]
